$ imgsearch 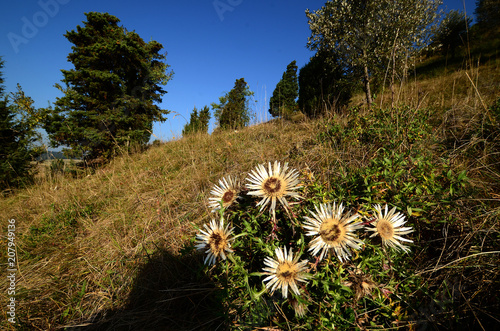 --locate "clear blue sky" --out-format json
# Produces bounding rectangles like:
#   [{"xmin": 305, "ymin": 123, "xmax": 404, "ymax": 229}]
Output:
[{"xmin": 0, "ymin": 0, "xmax": 477, "ymax": 145}]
